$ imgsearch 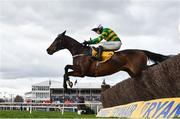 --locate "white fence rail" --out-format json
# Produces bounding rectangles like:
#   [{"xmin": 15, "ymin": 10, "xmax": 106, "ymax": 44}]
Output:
[{"xmin": 0, "ymin": 102, "xmax": 102, "ymax": 114}]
